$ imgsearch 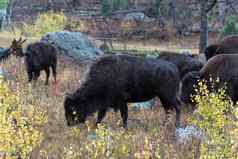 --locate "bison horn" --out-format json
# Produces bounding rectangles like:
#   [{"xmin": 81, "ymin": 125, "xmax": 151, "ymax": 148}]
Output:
[
  {"xmin": 65, "ymin": 92, "xmax": 74, "ymax": 100},
  {"xmin": 17, "ymin": 37, "xmax": 22, "ymax": 43},
  {"xmin": 20, "ymin": 39, "xmax": 27, "ymax": 44},
  {"xmin": 192, "ymin": 73, "xmax": 200, "ymax": 79},
  {"xmin": 188, "ymin": 72, "xmax": 200, "ymax": 79},
  {"xmin": 215, "ymin": 47, "xmax": 221, "ymax": 53}
]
